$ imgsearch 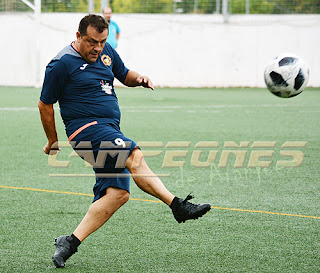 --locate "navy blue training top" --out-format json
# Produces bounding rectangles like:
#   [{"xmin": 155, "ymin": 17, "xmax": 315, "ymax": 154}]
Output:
[{"xmin": 40, "ymin": 42, "xmax": 129, "ymax": 131}]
